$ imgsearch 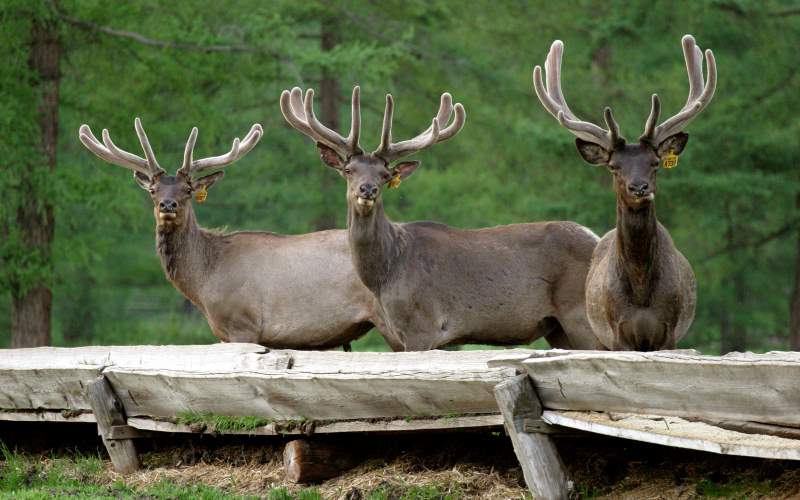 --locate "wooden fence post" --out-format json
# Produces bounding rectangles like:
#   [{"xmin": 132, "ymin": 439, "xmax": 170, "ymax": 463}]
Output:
[
  {"xmin": 86, "ymin": 376, "xmax": 140, "ymax": 474},
  {"xmin": 494, "ymin": 374, "xmax": 569, "ymax": 499}
]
